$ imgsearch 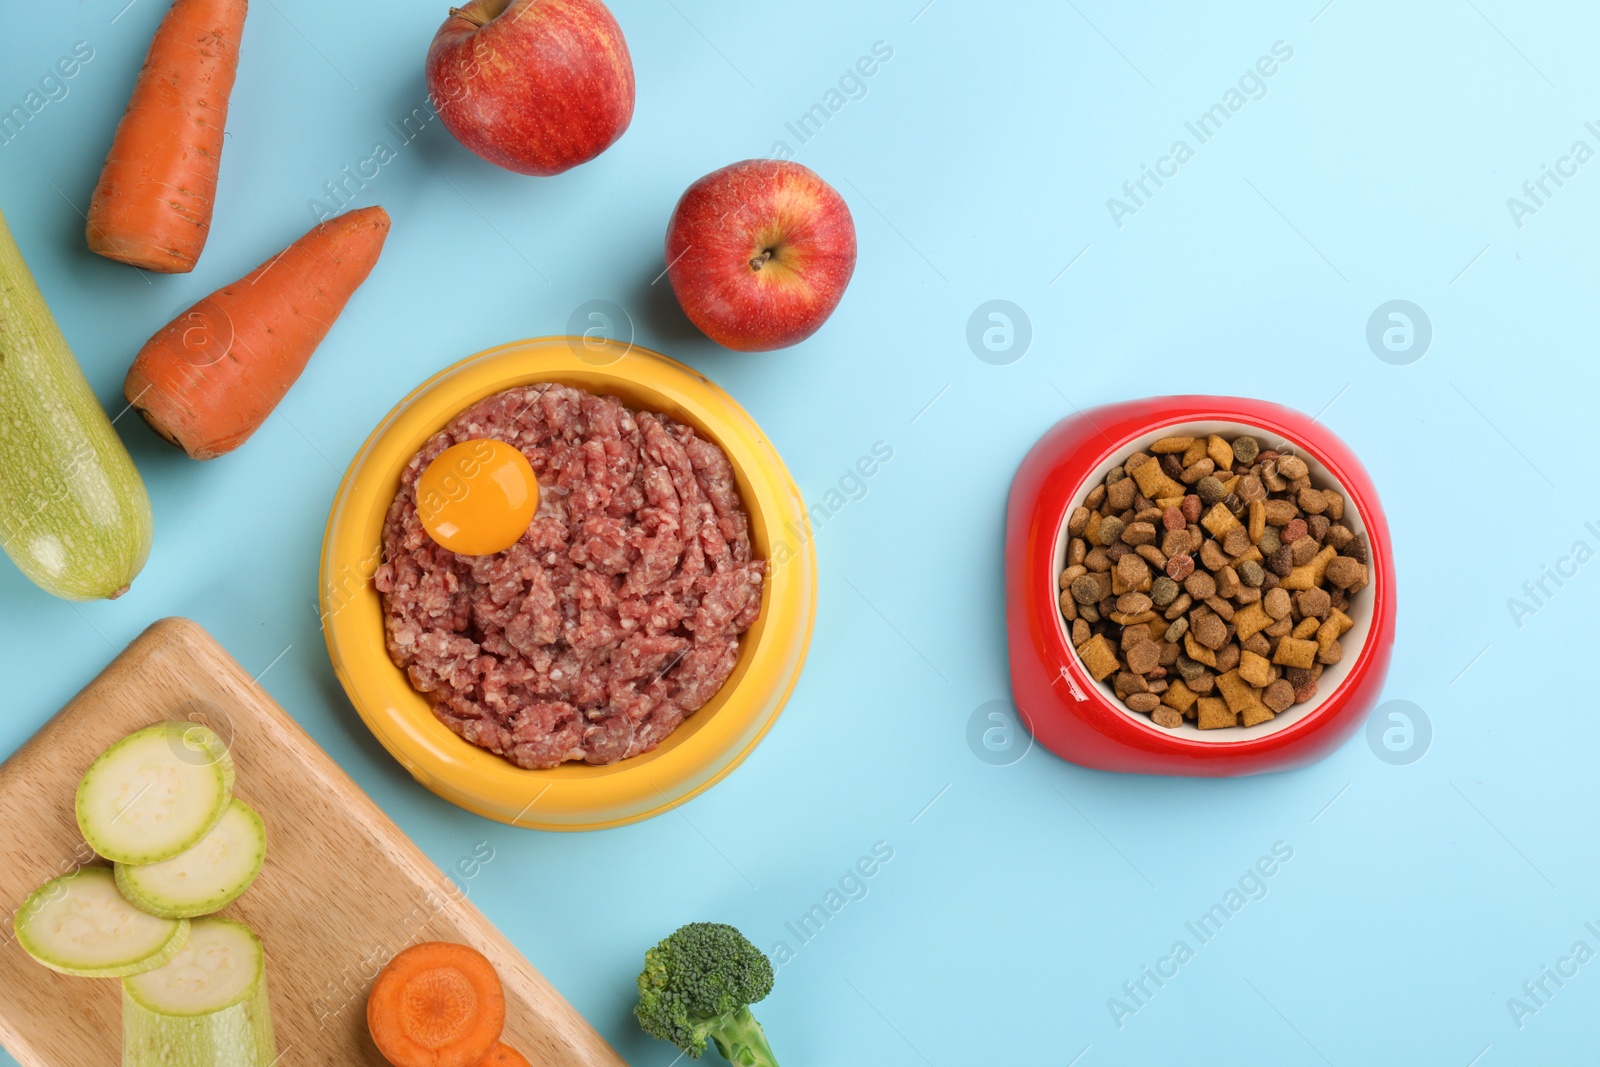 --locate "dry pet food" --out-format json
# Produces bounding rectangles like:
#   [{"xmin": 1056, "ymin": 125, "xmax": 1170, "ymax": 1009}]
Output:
[{"xmin": 1058, "ymin": 432, "xmax": 1369, "ymax": 730}]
